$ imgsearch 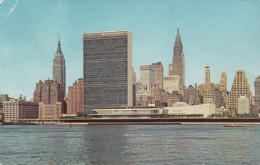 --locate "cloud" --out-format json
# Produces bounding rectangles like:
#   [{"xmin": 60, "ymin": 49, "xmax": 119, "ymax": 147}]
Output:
[{"xmin": 7, "ymin": 0, "xmax": 19, "ymax": 16}]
